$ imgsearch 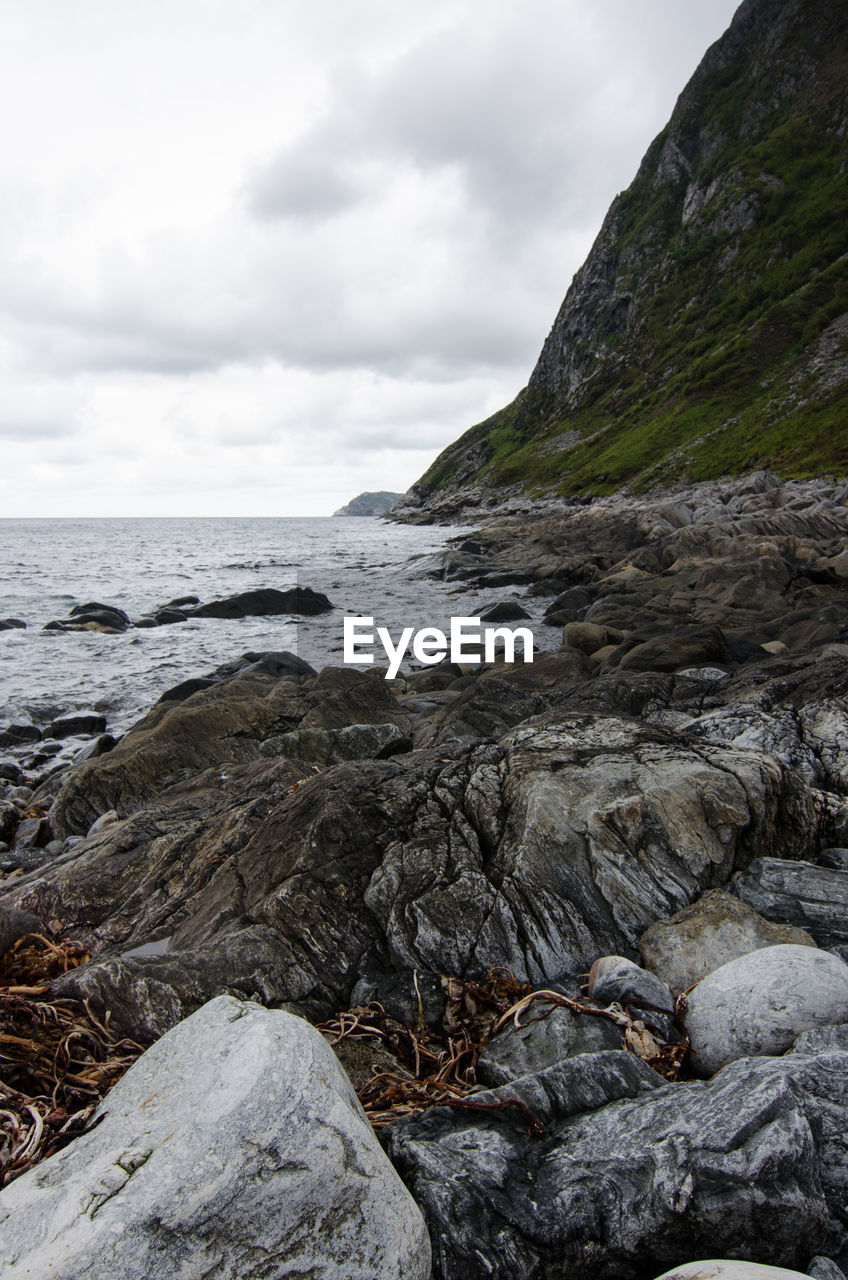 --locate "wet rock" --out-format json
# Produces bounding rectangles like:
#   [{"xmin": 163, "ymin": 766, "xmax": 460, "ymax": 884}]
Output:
[
  {"xmin": 0, "ymin": 618, "xmax": 25, "ymax": 630},
  {"xmin": 0, "ymin": 905, "xmax": 44, "ymax": 956},
  {"xmin": 0, "ymin": 724, "xmax": 41, "ymax": 748},
  {"xmin": 683, "ymin": 944, "xmax": 848, "ymax": 1076},
  {"xmin": 74, "ymin": 733, "xmax": 117, "ymax": 763},
  {"xmin": 386, "ymin": 1044, "xmax": 848, "ymax": 1280},
  {"xmin": 639, "ymin": 888, "xmax": 816, "ymax": 996},
  {"xmin": 479, "ymin": 601, "xmax": 531, "ymax": 622},
  {"xmin": 43, "ymin": 602, "xmax": 131, "ymax": 633},
  {"xmin": 0, "ymin": 762, "xmax": 24, "ymax": 785},
  {"xmin": 188, "ymin": 585, "xmax": 333, "ymax": 618},
  {"xmin": 734, "ymin": 858, "xmax": 848, "ymax": 949},
  {"xmin": 49, "ymin": 711, "xmax": 107, "ymax": 739},
  {"xmin": 0, "ymin": 995, "xmax": 431, "ymax": 1280},
  {"xmin": 477, "ymin": 997, "xmax": 623, "ymax": 1086}
]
